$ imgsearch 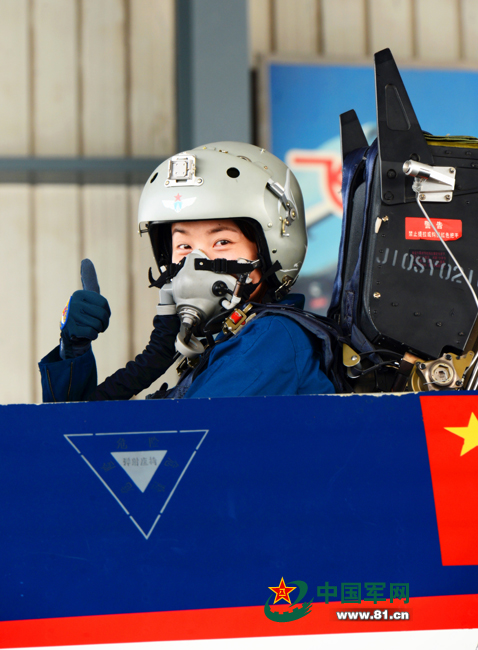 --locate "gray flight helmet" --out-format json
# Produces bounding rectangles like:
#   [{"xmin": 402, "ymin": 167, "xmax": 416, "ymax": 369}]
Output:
[{"xmin": 138, "ymin": 141, "xmax": 307, "ymax": 297}]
